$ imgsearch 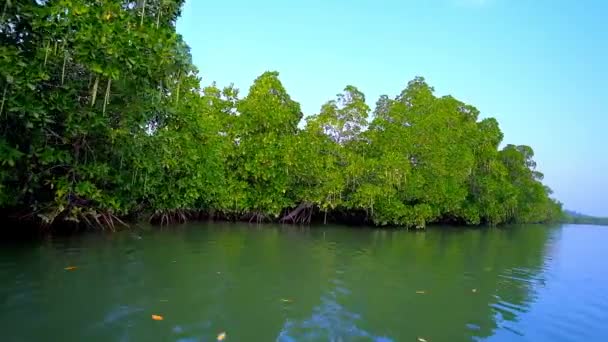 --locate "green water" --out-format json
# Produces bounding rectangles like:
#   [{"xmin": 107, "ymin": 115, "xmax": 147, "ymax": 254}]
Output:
[{"xmin": 1, "ymin": 223, "xmax": 607, "ymax": 341}]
